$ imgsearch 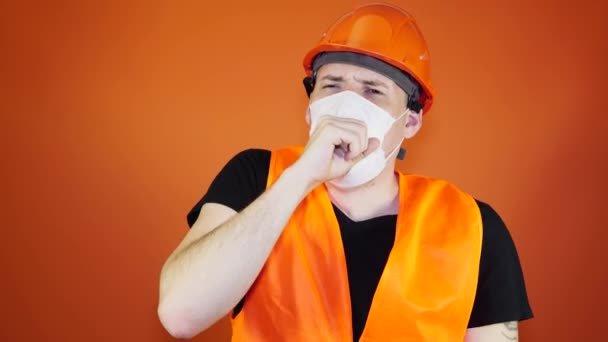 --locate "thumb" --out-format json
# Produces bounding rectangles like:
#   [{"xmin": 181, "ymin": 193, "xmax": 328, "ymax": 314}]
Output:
[
  {"xmin": 365, "ymin": 138, "xmax": 380, "ymax": 155},
  {"xmin": 351, "ymin": 138, "xmax": 380, "ymax": 164}
]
